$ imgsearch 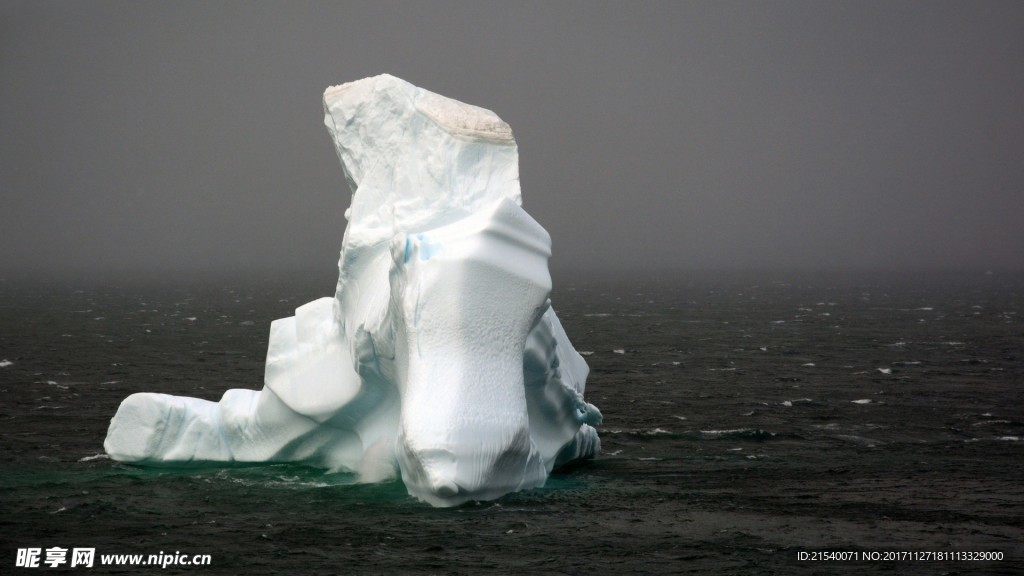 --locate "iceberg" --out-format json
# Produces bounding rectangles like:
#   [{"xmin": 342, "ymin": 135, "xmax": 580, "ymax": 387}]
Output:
[{"xmin": 104, "ymin": 74, "xmax": 602, "ymax": 507}]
